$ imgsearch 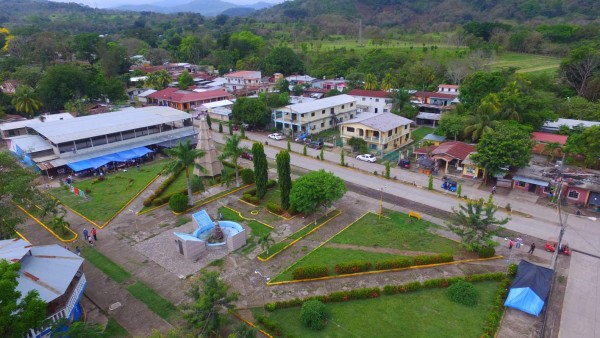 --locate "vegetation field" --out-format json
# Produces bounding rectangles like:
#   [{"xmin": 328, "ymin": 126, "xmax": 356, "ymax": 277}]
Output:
[
  {"xmin": 51, "ymin": 160, "xmax": 167, "ymax": 224},
  {"xmin": 261, "ymin": 281, "xmax": 499, "ymax": 338},
  {"xmin": 272, "ymin": 247, "xmax": 403, "ymax": 282},
  {"xmin": 81, "ymin": 248, "xmax": 131, "ymax": 284},
  {"xmin": 330, "ymin": 212, "xmax": 458, "ymax": 254},
  {"xmin": 126, "ymin": 281, "xmax": 180, "ymax": 322},
  {"xmin": 488, "ymin": 52, "xmax": 561, "ymax": 74},
  {"xmin": 412, "ymin": 127, "xmax": 436, "ymax": 143}
]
